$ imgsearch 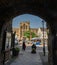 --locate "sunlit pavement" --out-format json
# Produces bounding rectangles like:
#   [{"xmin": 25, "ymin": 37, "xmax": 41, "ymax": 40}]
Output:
[
  {"xmin": 19, "ymin": 43, "xmax": 47, "ymax": 47},
  {"xmin": 10, "ymin": 46, "xmax": 48, "ymax": 65}
]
